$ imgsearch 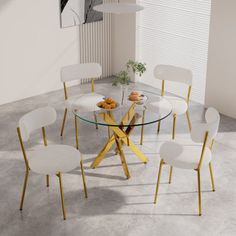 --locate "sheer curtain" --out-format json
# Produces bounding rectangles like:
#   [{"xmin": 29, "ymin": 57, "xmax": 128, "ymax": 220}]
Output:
[{"xmin": 136, "ymin": 0, "xmax": 211, "ymax": 104}]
